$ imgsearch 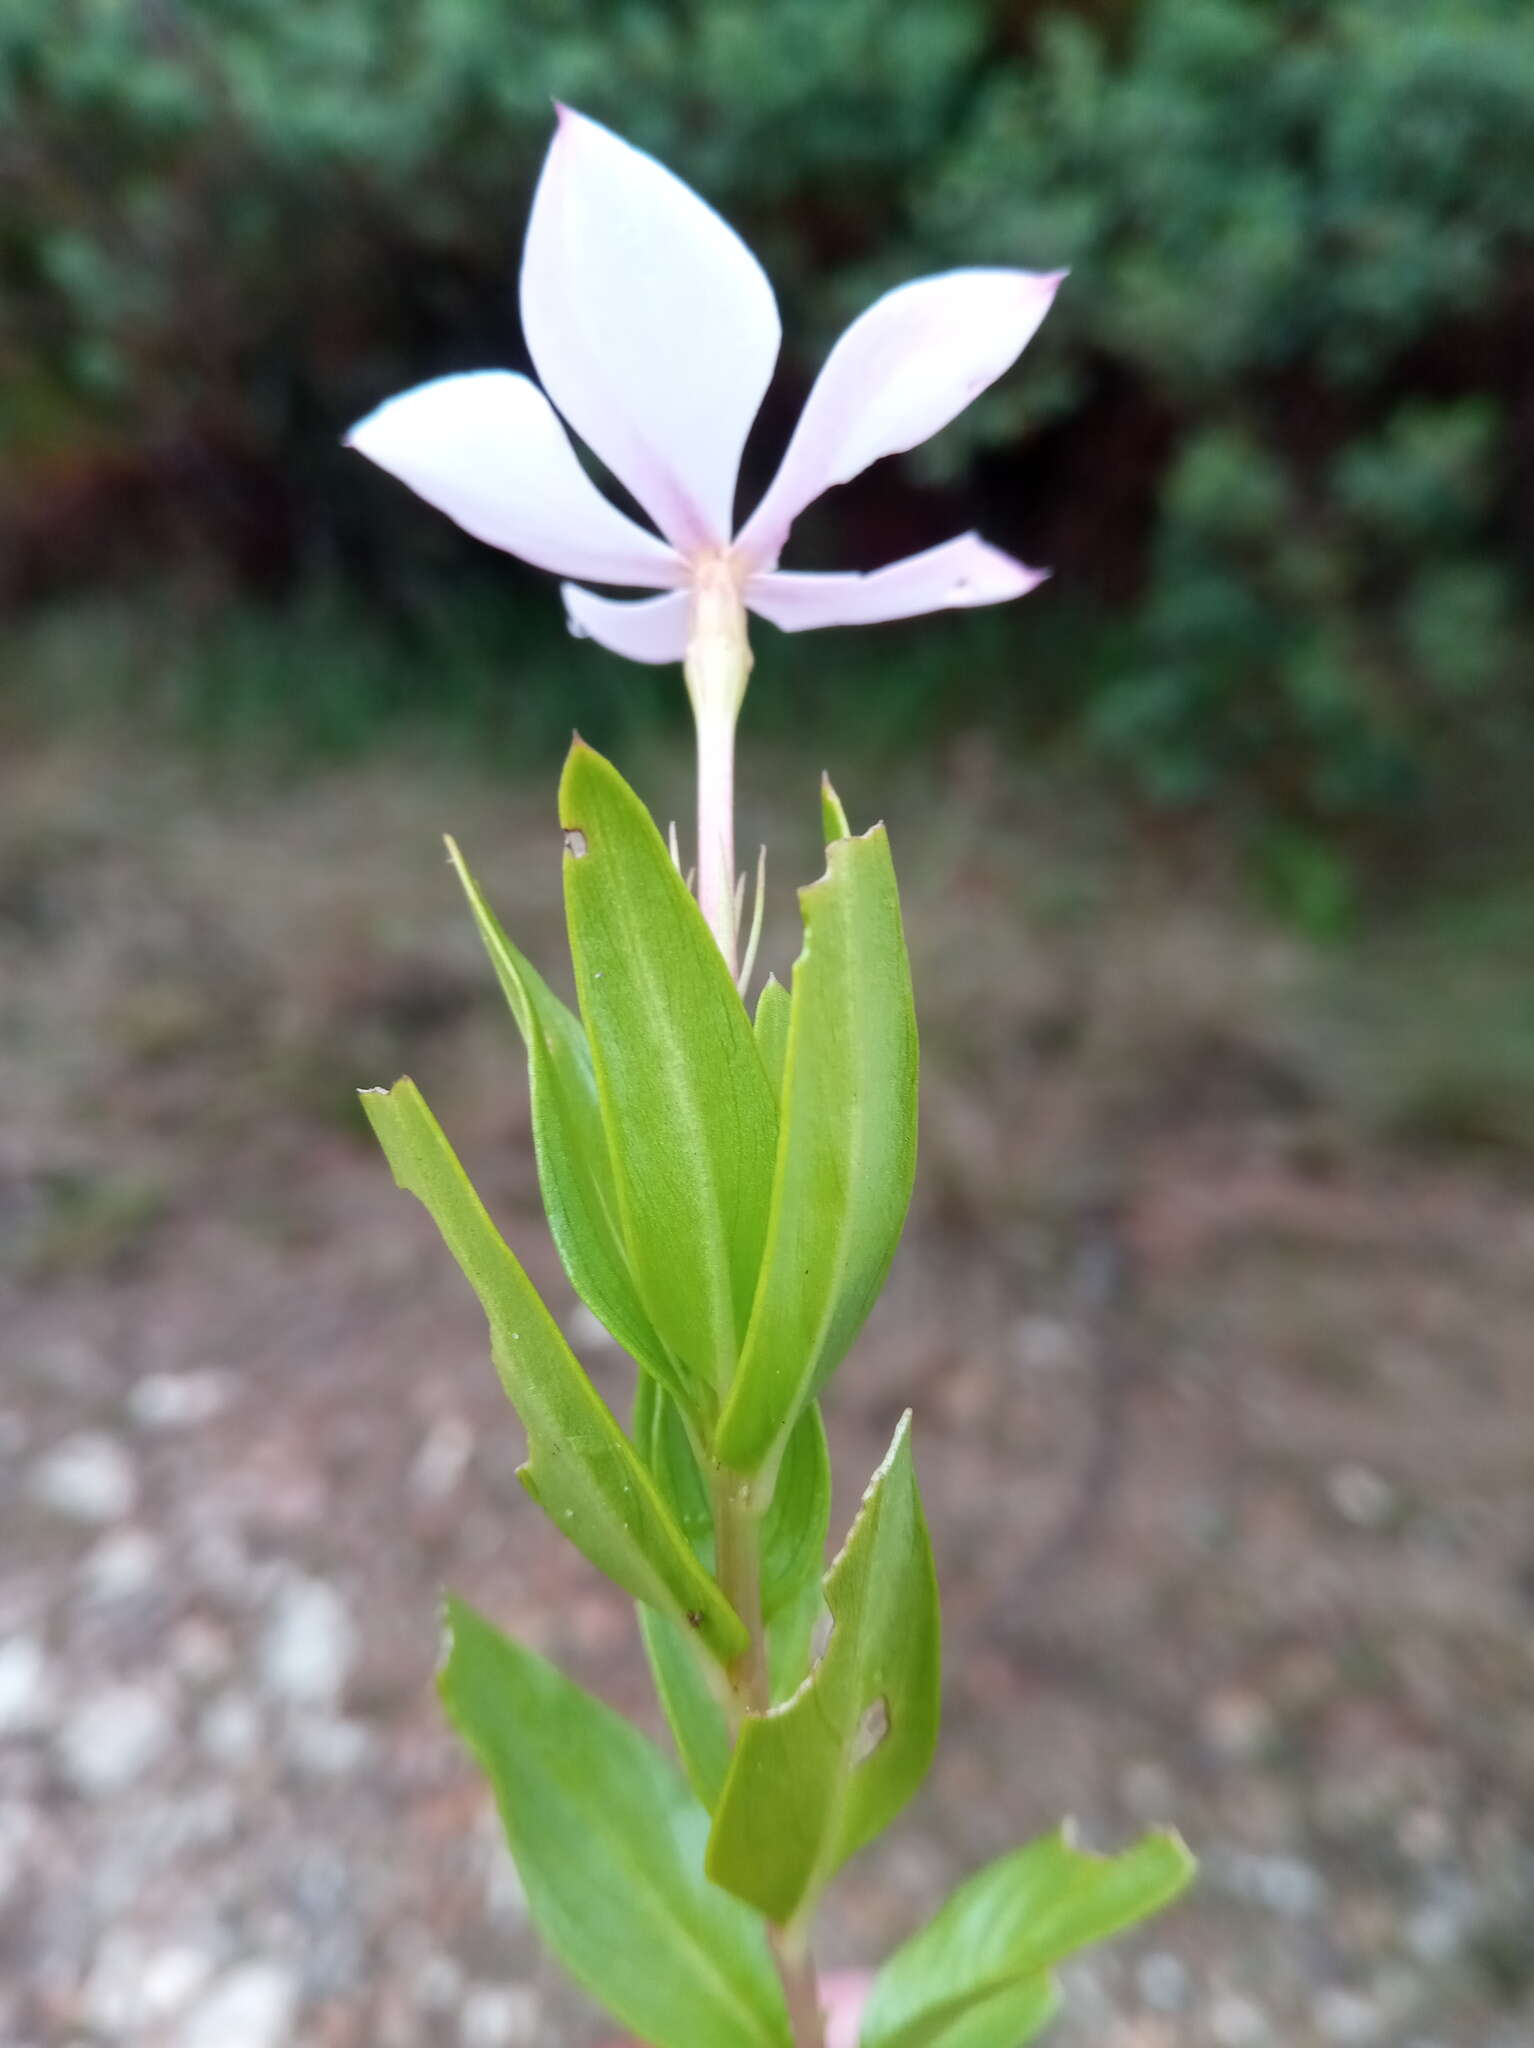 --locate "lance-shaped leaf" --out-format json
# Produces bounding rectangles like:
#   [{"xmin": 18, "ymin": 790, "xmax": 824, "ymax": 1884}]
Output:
[
  {"xmin": 440, "ymin": 1597, "xmax": 790, "ymax": 2048},
  {"xmin": 754, "ymin": 975, "xmax": 791, "ymax": 1099},
  {"xmin": 444, "ymin": 836, "xmax": 685, "ymax": 1403},
  {"xmin": 717, "ymin": 794, "xmax": 918, "ymax": 1473},
  {"xmin": 561, "ymin": 741, "xmax": 779, "ymax": 1399},
  {"xmin": 707, "ymin": 1412, "xmax": 939, "ymax": 1924},
  {"xmin": 859, "ymin": 1826, "xmax": 1196, "ymax": 2048},
  {"xmin": 361, "ymin": 1078, "xmax": 745, "ymax": 1666}
]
